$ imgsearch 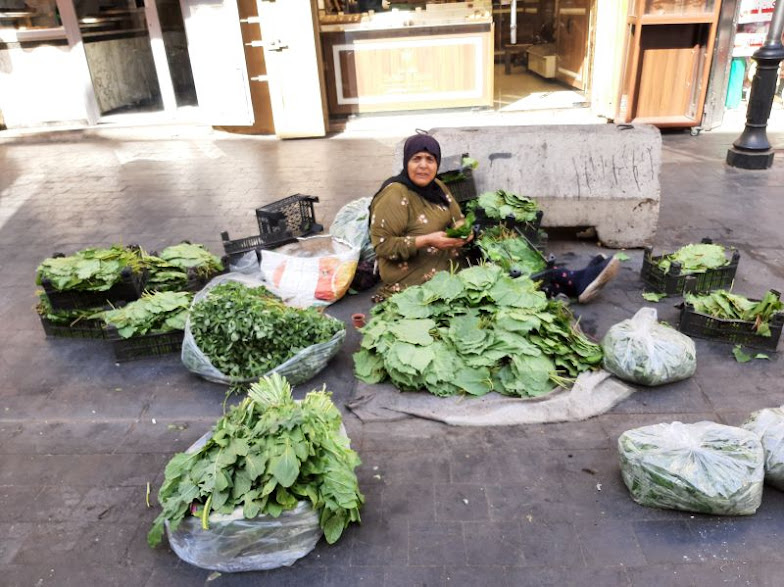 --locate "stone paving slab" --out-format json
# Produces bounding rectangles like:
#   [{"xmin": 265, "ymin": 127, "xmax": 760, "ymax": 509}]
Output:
[{"xmin": 0, "ymin": 124, "xmax": 783, "ymax": 586}]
